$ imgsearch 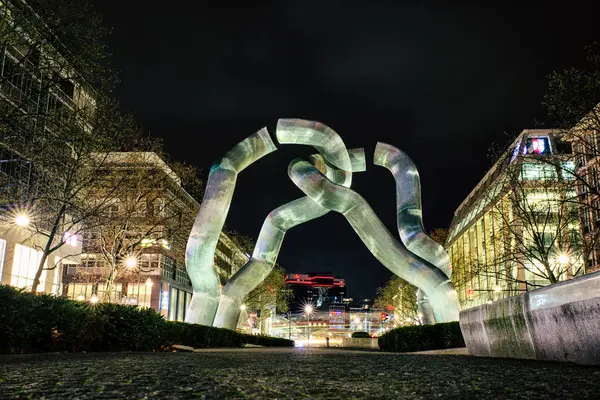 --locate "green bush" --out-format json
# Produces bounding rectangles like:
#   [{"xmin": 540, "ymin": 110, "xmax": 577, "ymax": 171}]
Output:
[
  {"xmin": 242, "ymin": 334, "xmax": 294, "ymax": 347},
  {"xmin": 351, "ymin": 331, "xmax": 371, "ymax": 338},
  {"xmin": 378, "ymin": 321, "xmax": 465, "ymax": 352},
  {"xmin": 0, "ymin": 285, "xmax": 292, "ymax": 354}
]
